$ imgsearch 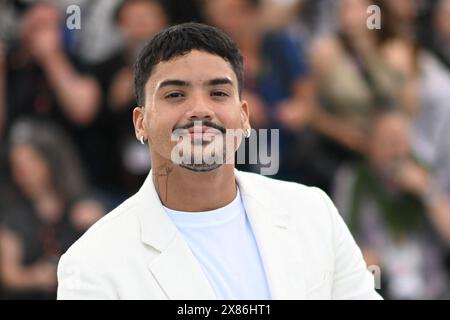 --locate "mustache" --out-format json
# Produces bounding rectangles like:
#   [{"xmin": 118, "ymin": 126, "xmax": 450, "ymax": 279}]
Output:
[{"xmin": 173, "ymin": 120, "xmax": 226, "ymax": 134}]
